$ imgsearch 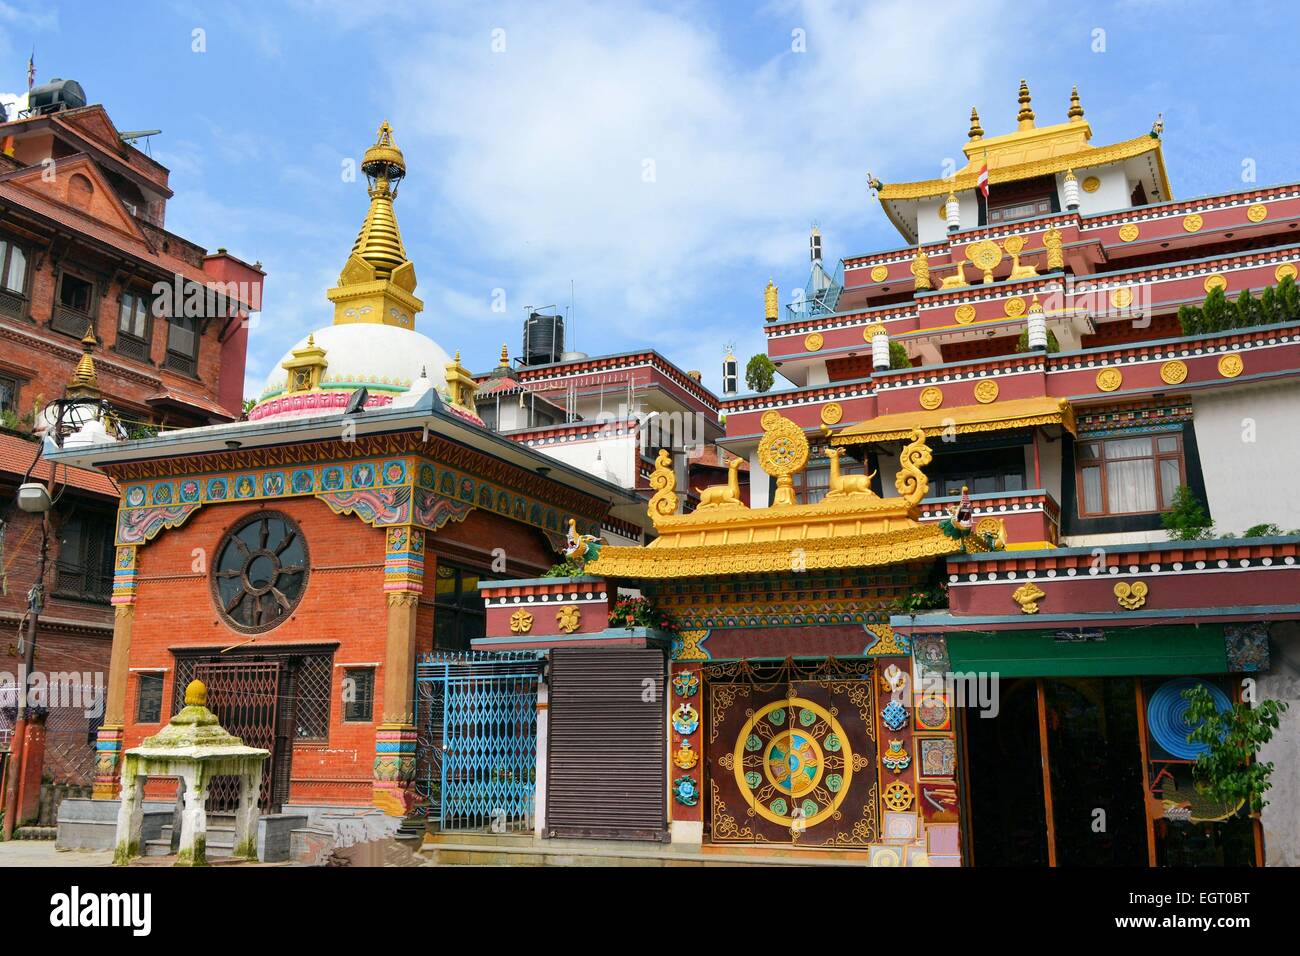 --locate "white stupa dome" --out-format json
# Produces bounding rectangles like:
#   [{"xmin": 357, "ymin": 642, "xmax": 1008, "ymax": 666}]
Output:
[{"xmin": 249, "ymin": 323, "xmax": 451, "ymax": 423}]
